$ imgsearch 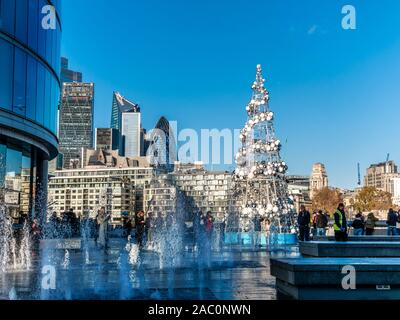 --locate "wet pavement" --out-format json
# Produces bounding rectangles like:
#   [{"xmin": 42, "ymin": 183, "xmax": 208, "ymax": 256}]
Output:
[{"xmin": 0, "ymin": 239, "xmax": 298, "ymax": 300}]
